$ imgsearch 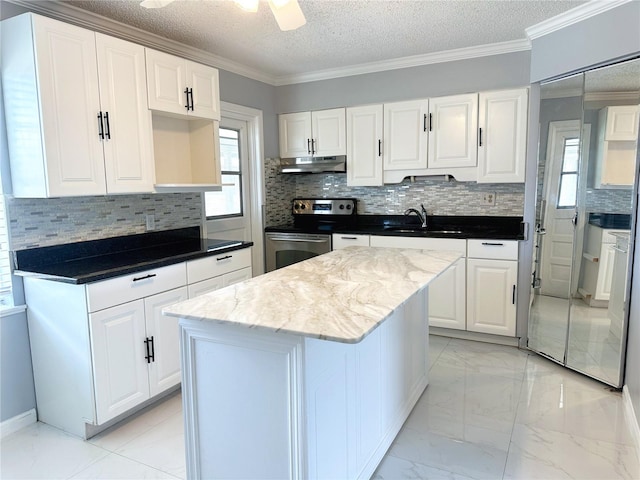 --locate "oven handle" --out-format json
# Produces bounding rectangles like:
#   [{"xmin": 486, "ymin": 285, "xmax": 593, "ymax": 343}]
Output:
[{"xmin": 268, "ymin": 237, "xmax": 329, "ymax": 243}]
